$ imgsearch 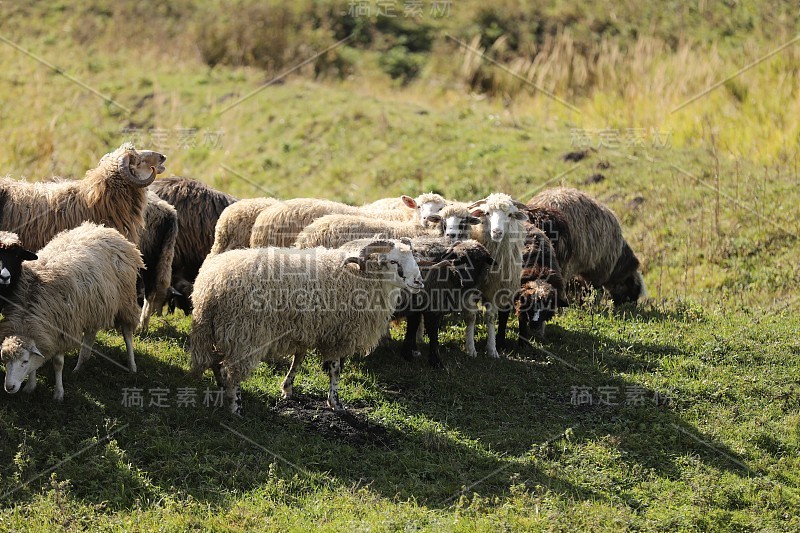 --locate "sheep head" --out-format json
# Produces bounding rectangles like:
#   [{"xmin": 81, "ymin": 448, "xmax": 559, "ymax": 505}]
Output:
[
  {"xmin": 427, "ymin": 204, "xmax": 481, "ymax": 243},
  {"xmin": 468, "ymin": 194, "xmax": 527, "ymax": 242},
  {"xmin": 0, "ymin": 232, "xmax": 37, "ymax": 287},
  {"xmin": 104, "ymin": 143, "xmax": 167, "ymax": 187},
  {"xmin": 2, "ymin": 336, "xmax": 46, "ymax": 394},
  {"xmin": 344, "ymin": 239, "xmax": 424, "ymax": 293},
  {"xmin": 515, "ymin": 280, "xmax": 560, "ymax": 339},
  {"xmin": 402, "ymin": 192, "xmax": 447, "ymax": 227}
]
